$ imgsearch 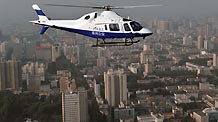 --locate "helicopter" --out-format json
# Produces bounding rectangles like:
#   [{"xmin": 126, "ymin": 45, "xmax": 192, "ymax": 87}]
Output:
[{"xmin": 30, "ymin": 4, "xmax": 161, "ymax": 47}]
